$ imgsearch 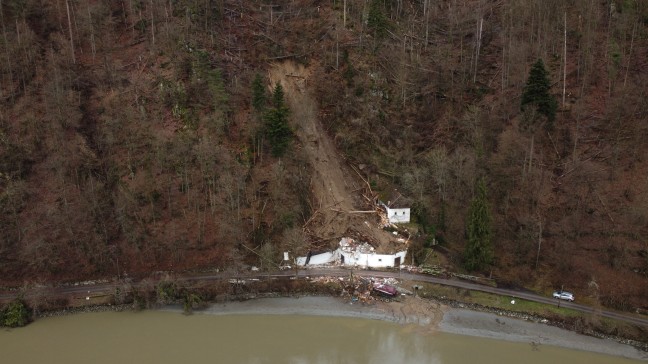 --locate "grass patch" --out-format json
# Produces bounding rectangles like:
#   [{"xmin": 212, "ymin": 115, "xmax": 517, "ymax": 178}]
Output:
[
  {"xmin": 469, "ymin": 290, "xmax": 581, "ymax": 317},
  {"xmin": 419, "ymin": 283, "xmax": 580, "ymax": 318}
]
